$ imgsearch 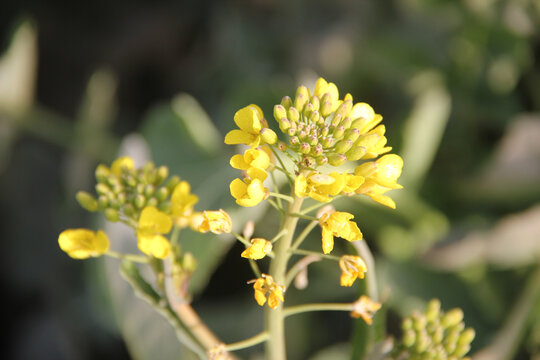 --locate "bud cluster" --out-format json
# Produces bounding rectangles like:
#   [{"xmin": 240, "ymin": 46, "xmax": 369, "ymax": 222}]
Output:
[
  {"xmin": 76, "ymin": 158, "xmax": 179, "ymax": 223},
  {"xmin": 395, "ymin": 299, "xmax": 475, "ymax": 360},
  {"xmin": 273, "ymin": 78, "xmax": 390, "ymax": 168}
]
